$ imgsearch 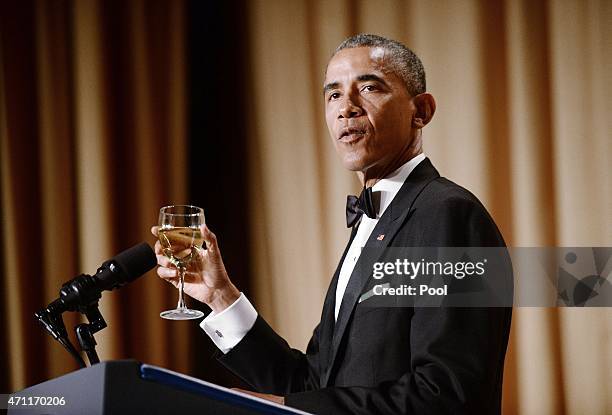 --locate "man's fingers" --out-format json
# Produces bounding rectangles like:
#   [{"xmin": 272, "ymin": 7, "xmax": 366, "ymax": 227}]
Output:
[
  {"xmin": 157, "ymin": 268, "xmax": 179, "ymax": 288},
  {"xmin": 154, "ymin": 240, "xmax": 163, "ymax": 255},
  {"xmin": 156, "ymin": 254, "xmax": 173, "ymax": 268},
  {"xmin": 158, "ymin": 266, "xmax": 202, "ymax": 289},
  {"xmin": 157, "ymin": 266, "xmax": 177, "ymax": 280},
  {"xmin": 201, "ymin": 225, "xmax": 219, "ymax": 254},
  {"xmin": 175, "ymin": 248, "xmax": 192, "ymax": 260},
  {"xmin": 199, "ymin": 225, "xmax": 223, "ymax": 267},
  {"xmin": 151, "ymin": 226, "xmax": 159, "ymax": 237}
]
